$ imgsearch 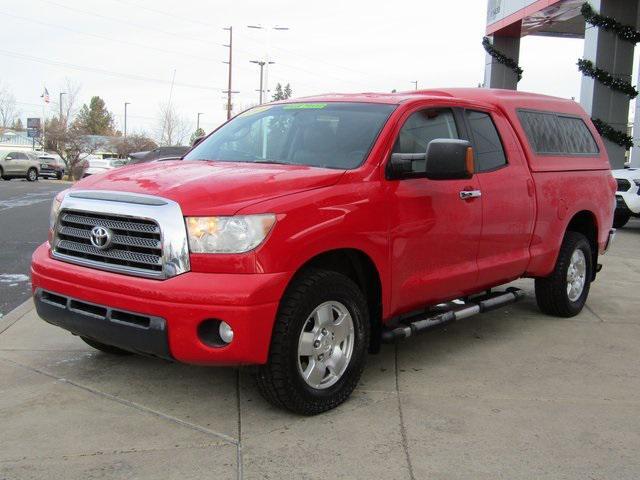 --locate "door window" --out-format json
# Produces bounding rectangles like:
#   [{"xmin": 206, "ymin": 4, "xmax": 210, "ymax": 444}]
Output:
[
  {"xmin": 393, "ymin": 108, "xmax": 458, "ymax": 173},
  {"xmin": 465, "ymin": 111, "xmax": 507, "ymax": 172}
]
